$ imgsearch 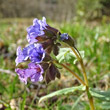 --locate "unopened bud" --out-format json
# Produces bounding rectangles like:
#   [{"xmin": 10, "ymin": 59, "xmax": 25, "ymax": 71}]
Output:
[{"xmin": 60, "ymin": 33, "xmax": 75, "ymax": 47}]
